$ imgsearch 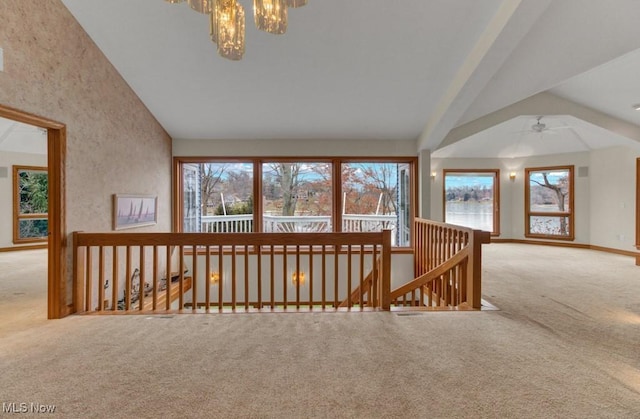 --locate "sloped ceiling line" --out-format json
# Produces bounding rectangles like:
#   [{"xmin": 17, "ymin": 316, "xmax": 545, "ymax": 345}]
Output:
[
  {"xmin": 417, "ymin": 0, "xmax": 553, "ymax": 152},
  {"xmin": 439, "ymin": 92, "xmax": 640, "ymax": 151}
]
